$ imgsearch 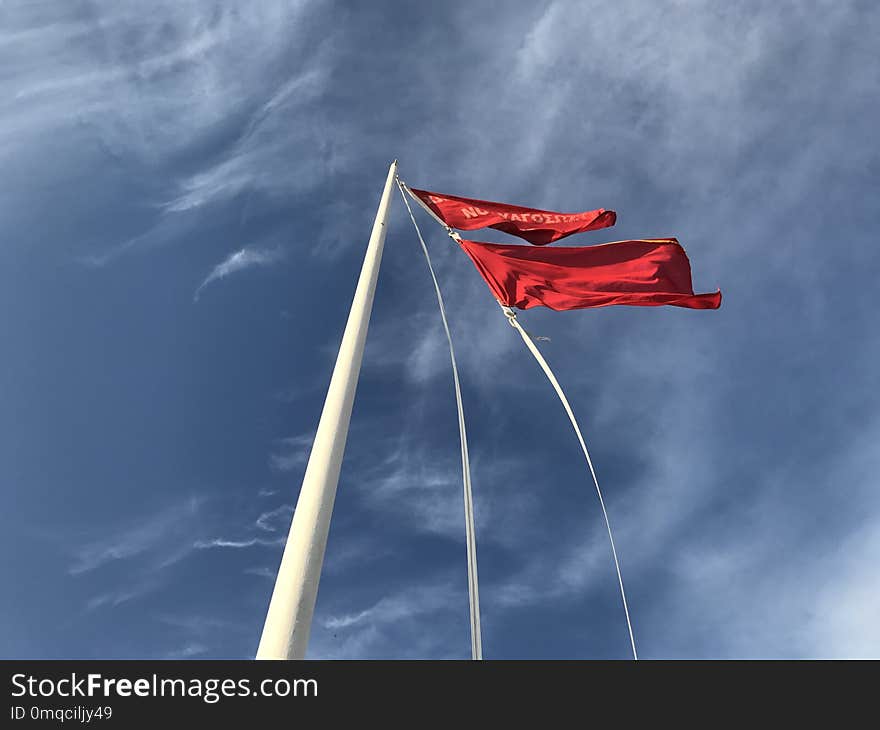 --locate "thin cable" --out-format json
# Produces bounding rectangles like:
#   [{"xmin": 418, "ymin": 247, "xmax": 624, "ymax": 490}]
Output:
[
  {"xmin": 397, "ymin": 178, "xmax": 483, "ymax": 660},
  {"xmin": 501, "ymin": 306, "xmax": 638, "ymax": 660}
]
